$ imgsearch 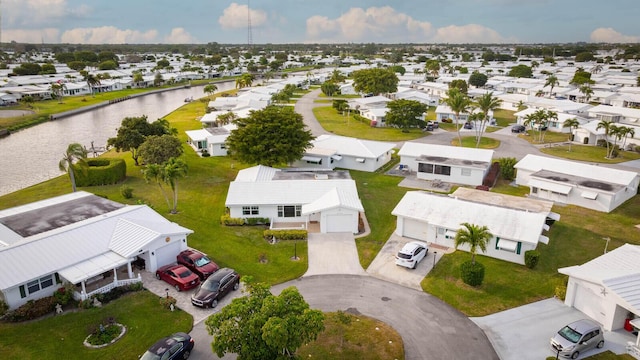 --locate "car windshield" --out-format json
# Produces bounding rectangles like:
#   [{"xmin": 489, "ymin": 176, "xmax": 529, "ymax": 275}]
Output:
[
  {"xmin": 558, "ymin": 325, "xmax": 582, "ymax": 344},
  {"xmin": 203, "ymin": 280, "xmax": 220, "ymax": 292},
  {"xmin": 194, "ymin": 256, "xmax": 211, "ymax": 267},
  {"xmin": 397, "ymin": 252, "xmax": 412, "ymax": 259},
  {"xmin": 139, "ymin": 351, "xmax": 161, "ymax": 360},
  {"xmin": 178, "ymin": 269, "xmax": 194, "ymax": 278}
]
